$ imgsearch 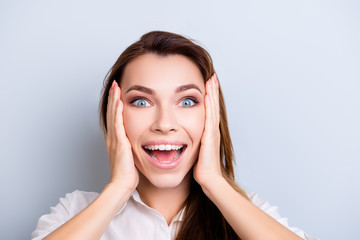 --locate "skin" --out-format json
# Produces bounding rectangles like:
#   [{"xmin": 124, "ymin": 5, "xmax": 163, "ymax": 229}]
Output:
[
  {"xmin": 43, "ymin": 53, "xmax": 303, "ymax": 240},
  {"xmin": 120, "ymin": 54, "xmax": 206, "ymax": 223}
]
